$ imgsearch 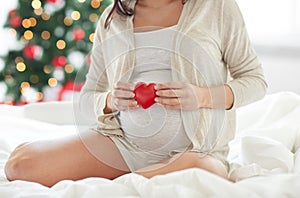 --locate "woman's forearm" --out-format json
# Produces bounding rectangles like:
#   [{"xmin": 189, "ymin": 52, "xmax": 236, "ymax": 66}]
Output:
[{"xmin": 197, "ymin": 85, "xmax": 234, "ymax": 110}]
